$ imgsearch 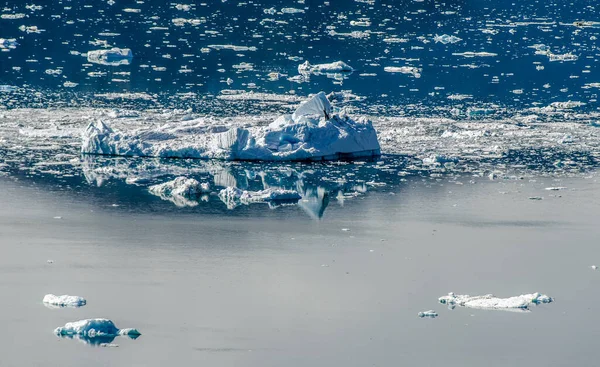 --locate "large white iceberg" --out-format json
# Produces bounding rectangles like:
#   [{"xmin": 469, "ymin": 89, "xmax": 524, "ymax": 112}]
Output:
[
  {"xmin": 148, "ymin": 177, "xmax": 210, "ymax": 207},
  {"xmin": 54, "ymin": 319, "xmax": 141, "ymax": 338},
  {"xmin": 81, "ymin": 92, "xmax": 381, "ymax": 161},
  {"xmin": 43, "ymin": 294, "xmax": 87, "ymax": 308},
  {"xmin": 219, "ymin": 187, "xmax": 301, "ymax": 209},
  {"xmin": 87, "ymin": 48, "xmax": 133, "ymax": 66},
  {"xmin": 439, "ymin": 292, "xmax": 553, "ymax": 311}
]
